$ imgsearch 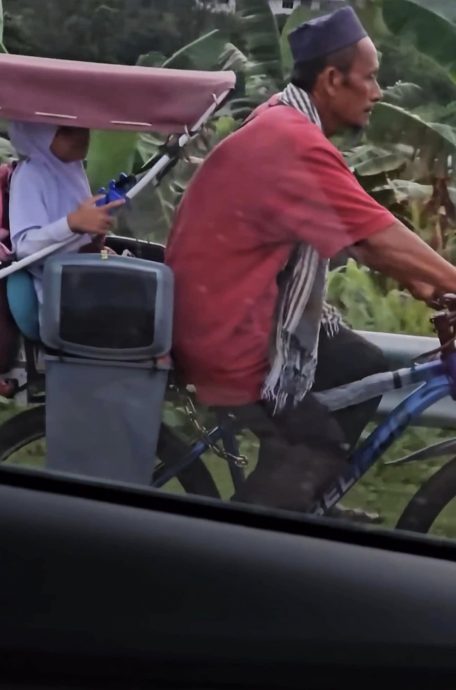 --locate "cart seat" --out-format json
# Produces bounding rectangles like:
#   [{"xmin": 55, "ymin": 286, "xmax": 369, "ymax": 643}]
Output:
[{"xmin": 6, "ymin": 270, "xmax": 40, "ymax": 341}]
